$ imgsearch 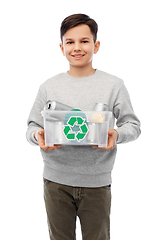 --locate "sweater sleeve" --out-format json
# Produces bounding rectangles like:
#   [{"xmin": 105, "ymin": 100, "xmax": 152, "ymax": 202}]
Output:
[
  {"xmin": 26, "ymin": 85, "xmax": 47, "ymax": 146},
  {"xmin": 113, "ymin": 81, "xmax": 141, "ymax": 144}
]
